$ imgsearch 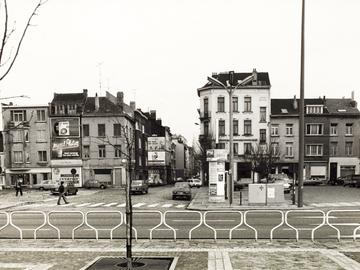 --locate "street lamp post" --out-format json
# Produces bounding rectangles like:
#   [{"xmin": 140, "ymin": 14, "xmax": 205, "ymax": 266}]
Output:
[{"xmin": 207, "ymin": 72, "xmax": 254, "ymax": 206}]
